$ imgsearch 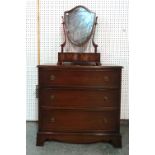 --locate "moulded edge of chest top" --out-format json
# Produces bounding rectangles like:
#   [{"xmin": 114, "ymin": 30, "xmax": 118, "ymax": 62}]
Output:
[{"xmin": 37, "ymin": 64, "xmax": 123, "ymax": 71}]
